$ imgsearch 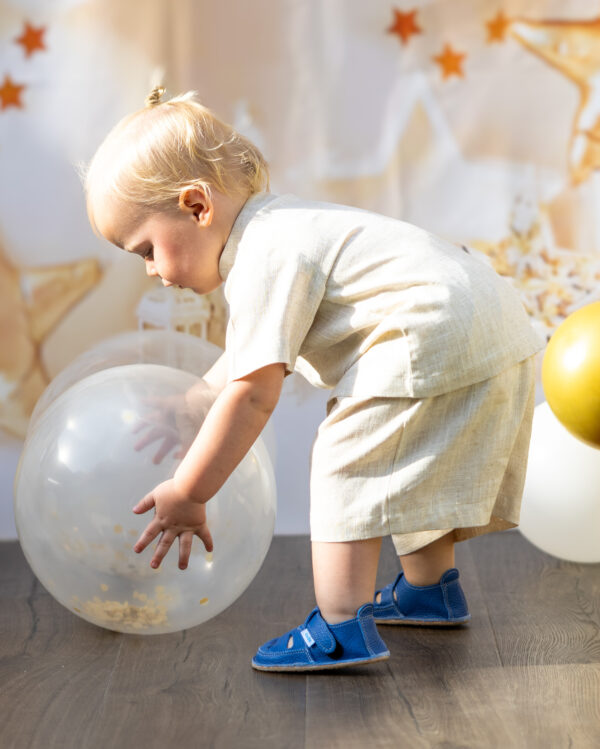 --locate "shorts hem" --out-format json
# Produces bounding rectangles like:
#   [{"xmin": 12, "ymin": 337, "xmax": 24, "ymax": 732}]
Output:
[{"xmin": 310, "ymin": 514, "xmax": 519, "ymax": 551}]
